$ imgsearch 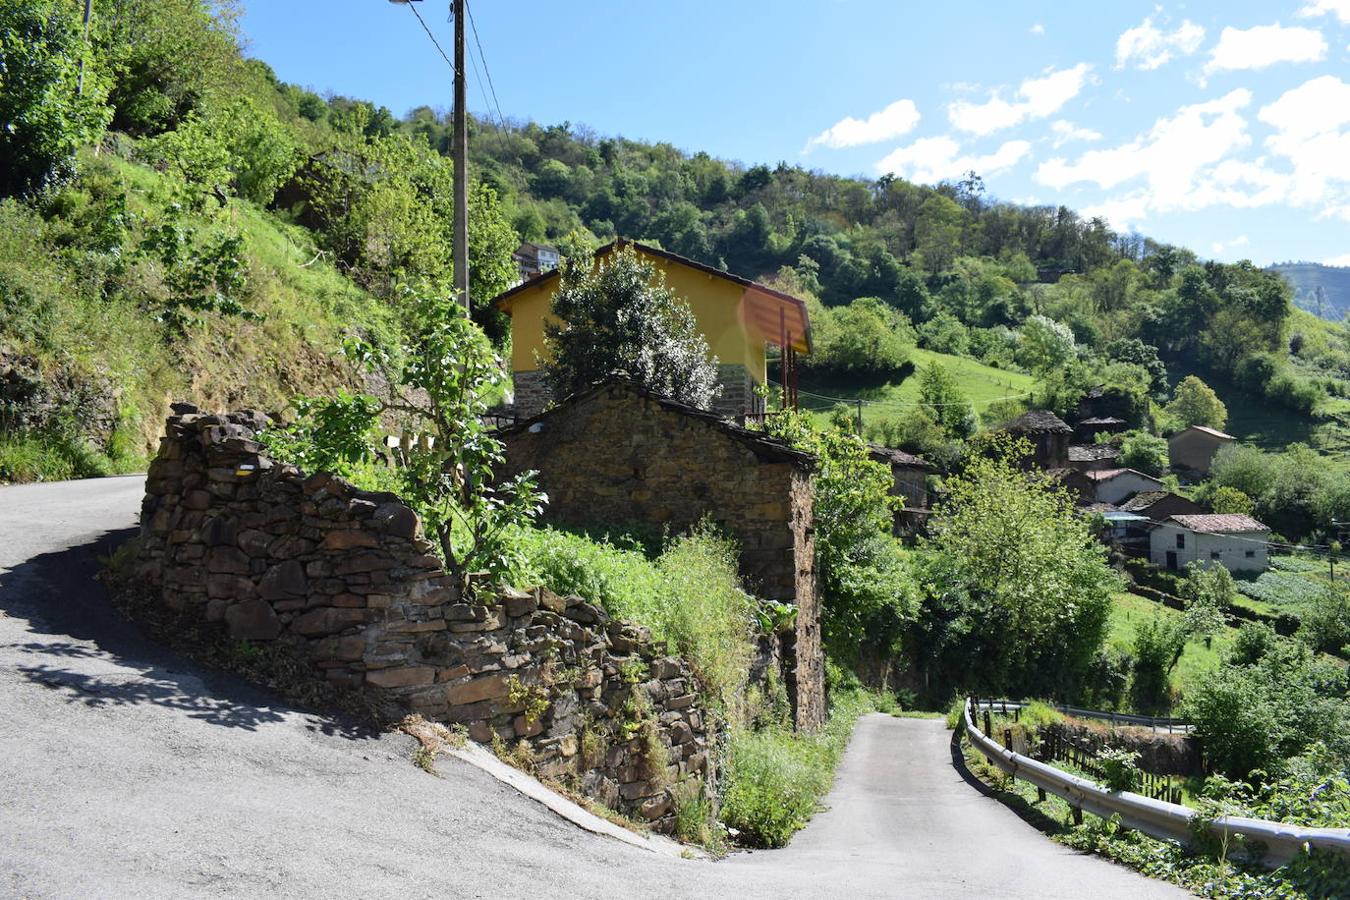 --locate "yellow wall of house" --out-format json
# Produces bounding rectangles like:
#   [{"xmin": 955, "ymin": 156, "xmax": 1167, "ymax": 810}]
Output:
[{"xmin": 505, "ymin": 251, "xmax": 768, "ymax": 383}]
